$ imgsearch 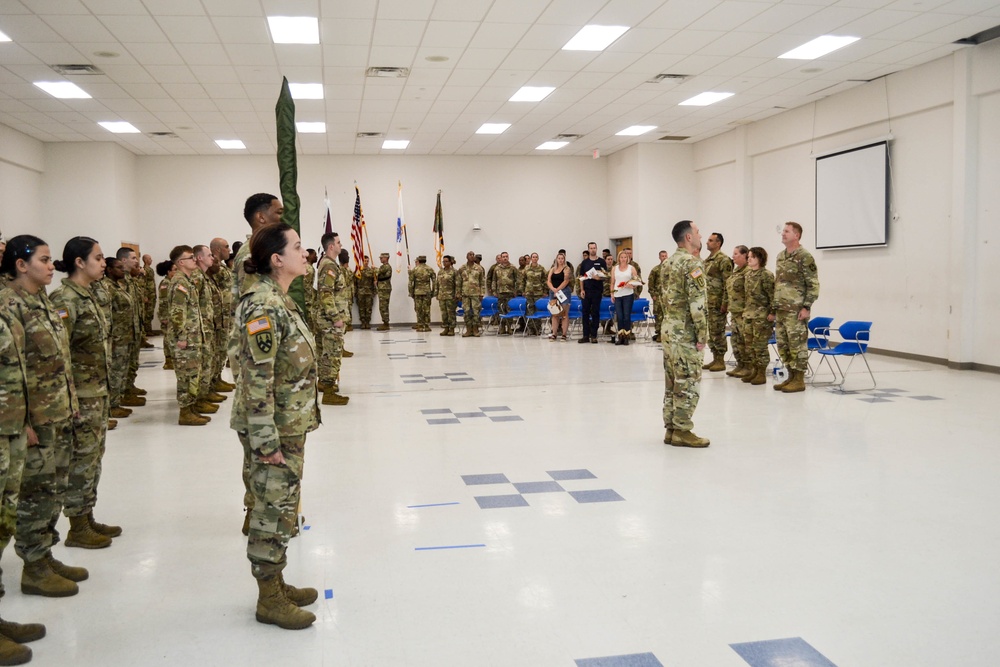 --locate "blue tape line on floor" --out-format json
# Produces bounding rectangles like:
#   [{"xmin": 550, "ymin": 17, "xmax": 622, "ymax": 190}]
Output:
[
  {"xmin": 302, "ymin": 525, "xmax": 310, "ymax": 530},
  {"xmin": 324, "ymin": 589, "xmax": 333, "ymax": 599},
  {"xmin": 414, "ymin": 544, "xmax": 486, "ymax": 551},
  {"xmin": 407, "ymin": 502, "xmax": 460, "ymax": 508}
]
